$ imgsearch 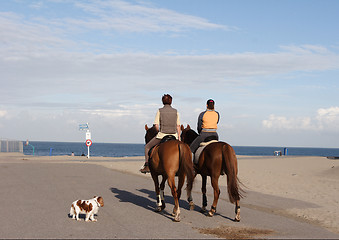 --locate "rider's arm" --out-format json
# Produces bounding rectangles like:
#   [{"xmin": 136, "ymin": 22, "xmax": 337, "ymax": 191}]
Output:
[
  {"xmin": 153, "ymin": 110, "xmax": 160, "ymax": 131},
  {"xmin": 197, "ymin": 111, "xmax": 205, "ymax": 134},
  {"xmin": 177, "ymin": 112, "xmax": 181, "ymax": 141},
  {"xmin": 177, "ymin": 125, "xmax": 181, "ymax": 141}
]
